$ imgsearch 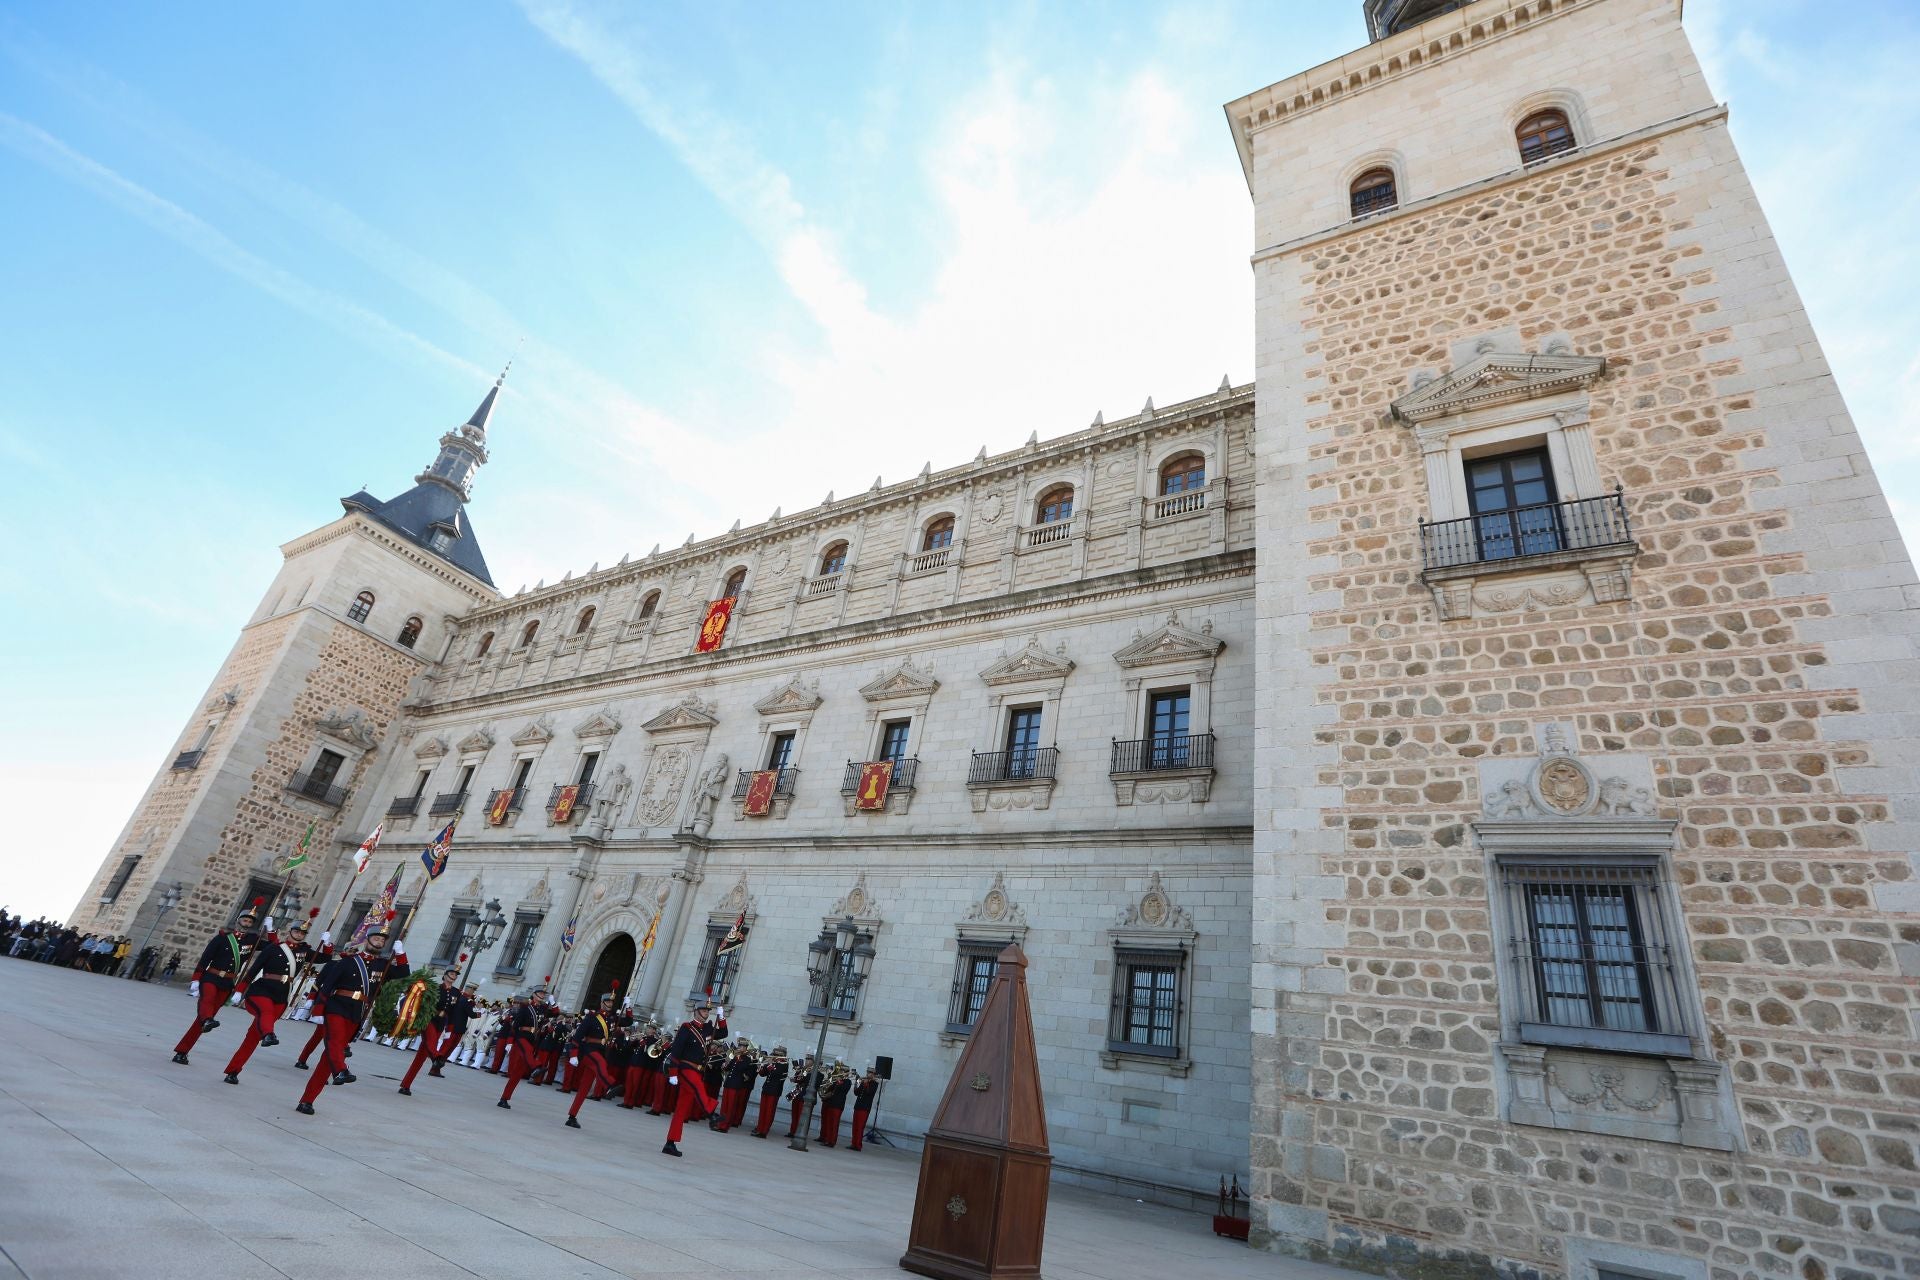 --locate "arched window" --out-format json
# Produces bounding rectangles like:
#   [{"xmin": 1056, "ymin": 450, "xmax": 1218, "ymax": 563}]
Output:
[
  {"xmin": 722, "ymin": 567, "xmax": 748, "ymax": 599},
  {"xmin": 396, "ymin": 616, "xmax": 423, "ymax": 649},
  {"xmin": 574, "ymin": 606, "xmax": 596, "ymax": 635},
  {"xmin": 922, "ymin": 515, "xmax": 956, "ymax": 552},
  {"xmin": 347, "ymin": 590, "xmax": 375, "ymax": 623},
  {"xmin": 1349, "ymin": 168, "xmax": 1397, "ymax": 218},
  {"xmin": 519, "ymin": 620, "xmax": 540, "ymax": 648},
  {"xmin": 818, "ymin": 542, "xmax": 849, "ymax": 576},
  {"xmin": 475, "ymin": 631, "xmax": 494, "ymax": 658},
  {"xmin": 1517, "ymin": 109, "xmax": 1575, "ymax": 164},
  {"xmin": 1159, "ymin": 452, "xmax": 1207, "ymax": 496},
  {"xmin": 638, "ymin": 590, "xmax": 659, "ymax": 620},
  {"xmin": 1034, "ymin": 485, "xmax": 1074, "ymax": 526}
]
